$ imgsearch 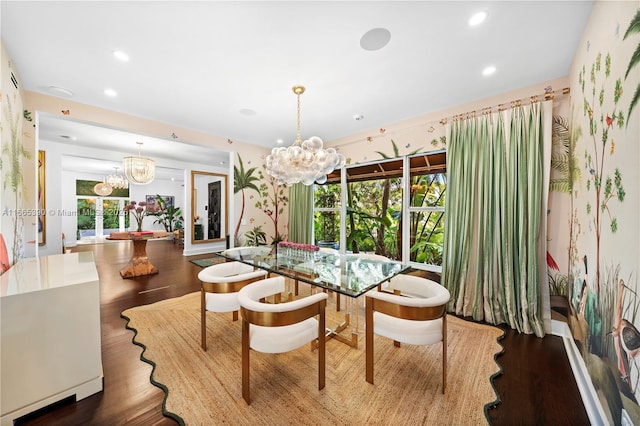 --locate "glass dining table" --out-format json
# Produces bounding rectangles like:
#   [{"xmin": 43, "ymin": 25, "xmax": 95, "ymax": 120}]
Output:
[{"xmin": 216, "ymin": 246, "xmax": 409, "ymax": 348}]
